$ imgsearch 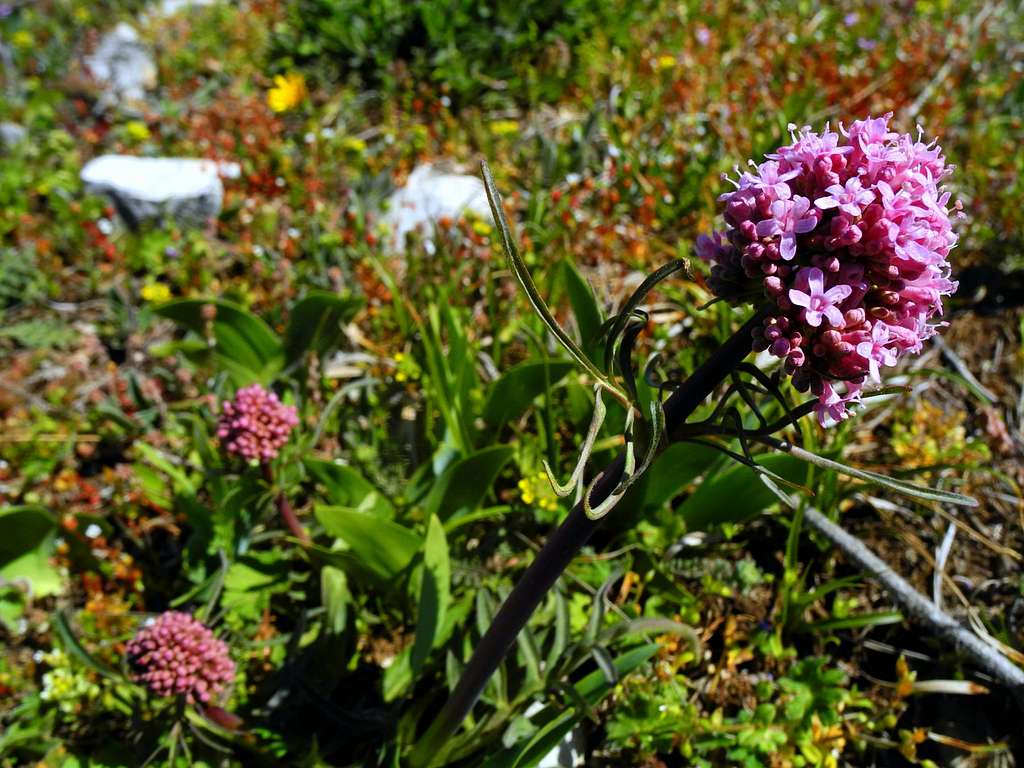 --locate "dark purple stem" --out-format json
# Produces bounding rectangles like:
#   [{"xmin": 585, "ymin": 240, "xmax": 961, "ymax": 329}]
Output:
[{"xmin": 409, "ymin": 308, "xmax": 766, "ymax": 765}]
